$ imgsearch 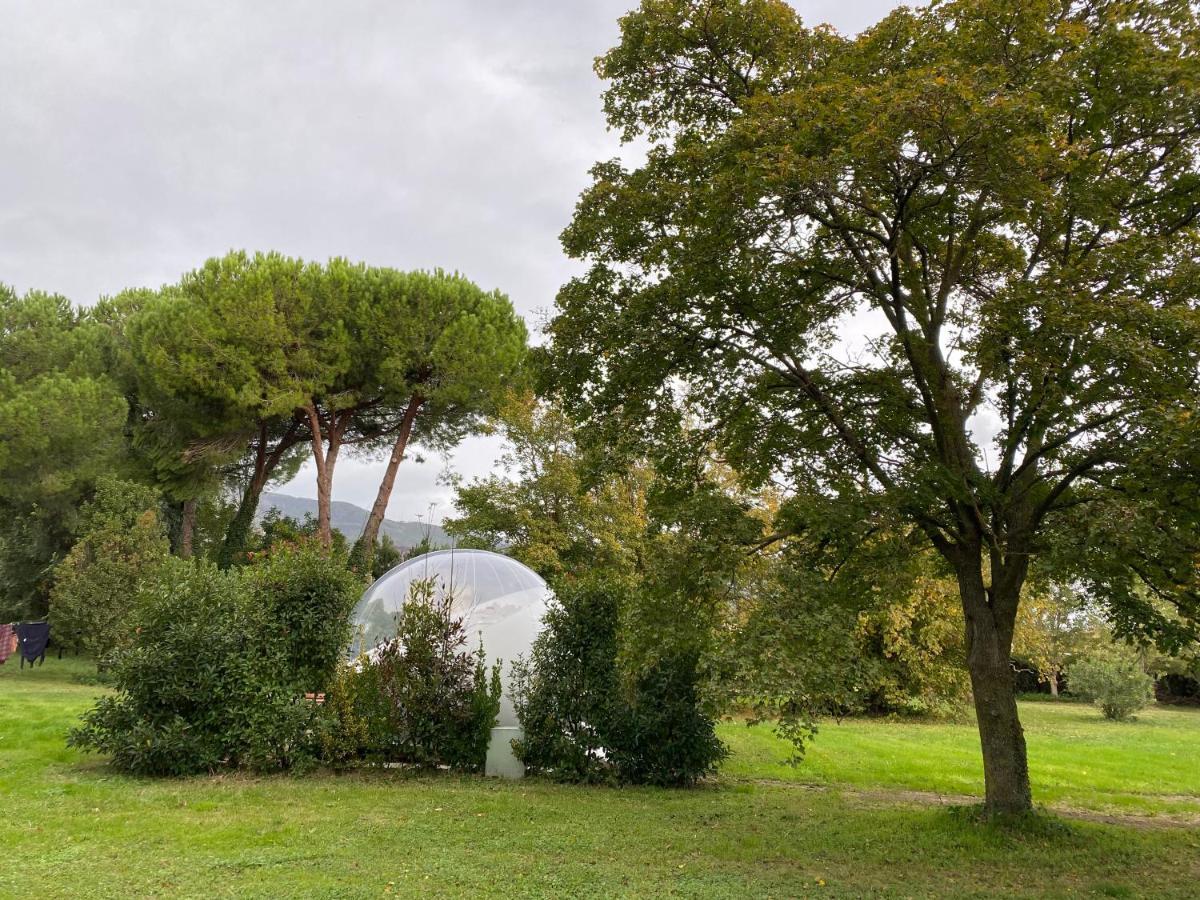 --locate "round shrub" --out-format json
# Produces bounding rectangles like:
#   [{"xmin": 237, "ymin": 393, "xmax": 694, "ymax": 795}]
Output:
[
  {"xmin": 320, "ymin": 578, "xmax": 502, "ymax": 771},
  {"xmin": 245, "ymin": 540, "xmax": 365, "ymax": 692},
  {"xmin": 68, "ymin": 560, "xmax": 318, "ymax": 775},
  {"xmin": 511, "ymin": 576, "xmax": 727, "ymax": 786},
  {"xmin": 1069, "ymin": 652, "xmax": 1154, "ymax": 720}
]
